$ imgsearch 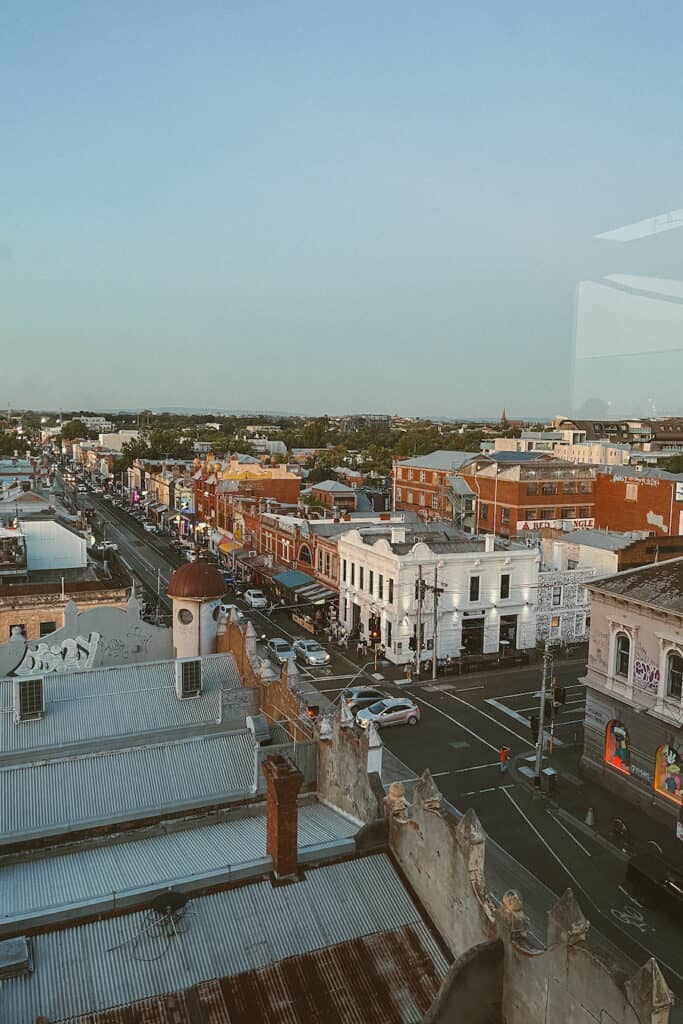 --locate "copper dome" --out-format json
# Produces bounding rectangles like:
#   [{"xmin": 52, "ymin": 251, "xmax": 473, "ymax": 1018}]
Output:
[{"xmin": 167, "ymin": 559, "xmax": 225, "ymax": 600}]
